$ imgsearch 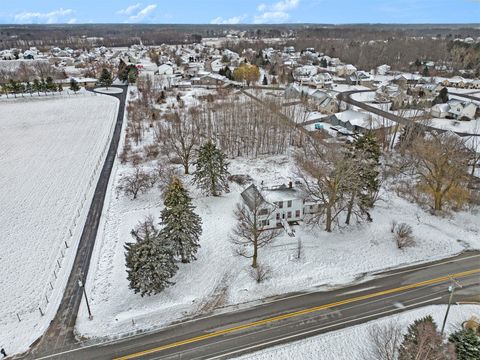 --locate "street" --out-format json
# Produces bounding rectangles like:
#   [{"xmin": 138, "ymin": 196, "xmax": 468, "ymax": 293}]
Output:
[{"xmin": 36, "ymin": 251, "xmax": 480, "ymax": 360}]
